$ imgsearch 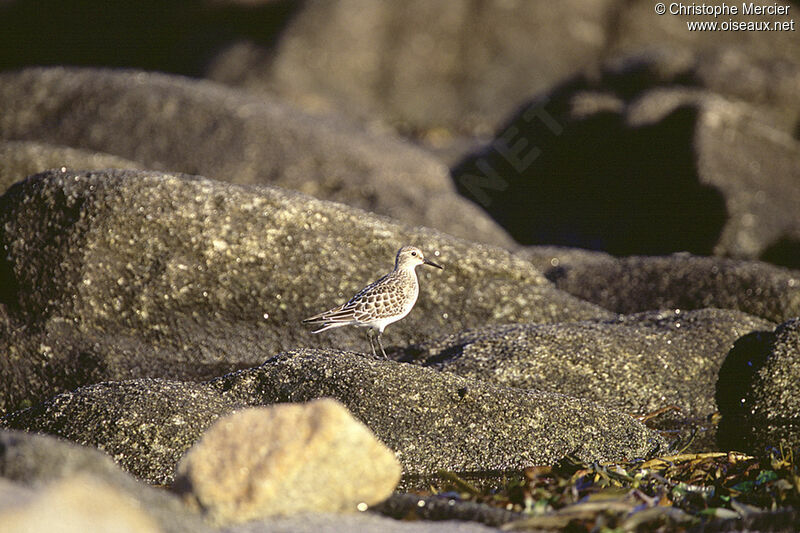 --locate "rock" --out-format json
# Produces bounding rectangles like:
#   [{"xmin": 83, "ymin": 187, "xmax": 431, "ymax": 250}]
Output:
[
  {"xmin": 404, "ymin": 309, "xmax": 774, "ymax": 419},
  {"xmin": 175, "ymin": 400, "xmax": 401, "ymax": 524},
  {"xmin": 205, "ymin": 0, "xmax": 613, "ymax": 134},
  {"xmin": 628, "ymin": 89, "xmax": 800, "ymax": 265},
  {"xmin": 612, "ymin": 4, "xmax": 800, "ymax": 125},
  {"xmin": 518, "ymin": 247, "xmax": 800, "ymax": 323},
  {"xmin": 0, "ymin": 140, "xmax": 139, "ymax": 196},
  {"xmin": 0, "ymin": 429, "xmax": 210, "ymax": 533},
  {"xmin": 746, "ymin": 319, "xmax": 800, "ymax": 420},
  {"xmin": 0, "ymin": 478, "xmax": 31, "ymax": 511},
  {"xmin": 215, "ymin": 350, "xmax": 666, "ymax": 474},
  {"xmin": 374, "ymin": 493, "xmax": 522, "ymax": 528},
  {"xmin": 589, "ymin": 48, "xmax": 800, "ymax": 137},
  {"xmin": 453, "ymin": 75, "xmax": 800, "ymax": 267},
  {"xmin": 0, "ymin": 474, "xmax": 161, "ymax": 533},
  {"xmin": 717, "ymin": 318, "xmax": 800, "ymax": 453},
  {"xmin": 3, "ymin": 350, "xmax": 666, "ymax": 485},
  {"xmin": 0, "ymin": 169, "xmax": 609, "ymax": 413},
  {"xmin": 1, "ymin": 380, "xmax": 240, "ymax": 485},
  {"xmin": 218, "ymin": 511, "xmax": 504, "ymax": 533},
  {"xmin": 0, "ymin": 67, "xmax": 514, "ymax": 248}
]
